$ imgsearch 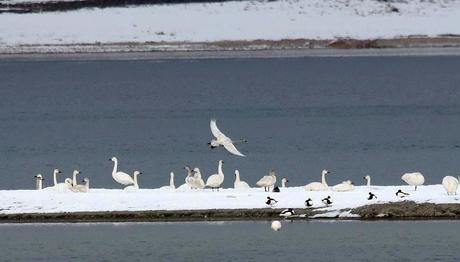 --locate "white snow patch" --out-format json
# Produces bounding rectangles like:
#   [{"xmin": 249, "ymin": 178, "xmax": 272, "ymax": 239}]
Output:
[{"xmin": 0, "ymin": 0, "xmax": 460, "ymax": 46}]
